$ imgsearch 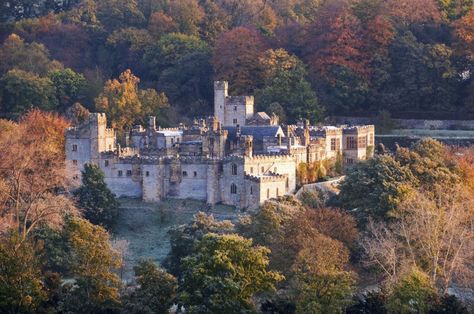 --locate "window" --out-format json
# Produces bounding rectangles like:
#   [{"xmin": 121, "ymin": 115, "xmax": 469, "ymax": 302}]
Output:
[
  {"xmin": 194, "ymin": 171, "xmax": 197, "ymax": 177},
  {"xmin": 234, "ymin": 106, "xmax": 237, "ymax": 111},
  {"xmin": 72, "ymin": 160, "xmax": 78, "ymax": 166},
  {"xmin": 250, "ymin": 167, "xmax": 253, "ymax": 174},
  {"xmin": 104, "ymin": 160, "xmax": 109, "ymax": 167},
  {"xmin": 276, "ymin": 188, "xmax": 279, "ymax": 197},
  {"xmin": 72, "ymin": 144, "xmax": 77, "ymax": 152},
  {"xmin": 126, "ymin": 170, "xmax": 132, "ymax": 176},
  {"xmin": 182, "ymin": 171, "xmax": 188, "ymax": 177},
  {"xmin": 369, "ymin": 134, "xmax": 374, "ymax": 145},
  {"xmin": 347, "ymin": 136, "xmax": 356, "ymax": 149},
  {"xmin": 267, "ymin": 189, "xmax": 270, "ymax": 198},
  {"xmin": 261, "ymin": 166, "xmax": 265, "ymax": 173},
  {"xmin": 346, "ymin": 158, "xmax": 354, "ymax": 165},
  {"xmin": 330, "ymin": 138, "xmax": 336, "ymax": 151},
  {"xmin": 171, "ymin": 138, "xmax": 174, "ymax": 144},
  {"xmin": 250, "ymin": 186, "xmax": 253, "ymax": 195},
  {"xmin": 73, "ymin": 175, "xmax": 79, "ymax": 180},
  {"xmin": 231, "ymin": 163, "xmax": 237, "ymax": 175},
  {"xmin": 118, "ymin": 170, "xmax": 123, "ymax": 177},
  {"xmin": 209, "ymin": 138, "xmax": 215, "ymax": 146},
  {"xmin": 286, "ymin": 178, "xmax": 289, "ymax": 189},
  {"xmin": 231, "ymin": 183, "xmax": 237, "ymax": 194},
  {"xmin": 108, "ymin": 144, "xmax": 112, "ymax": 150},
  {"xmin": 274, "ymin": 167, "xmax": 277, "ymax": 173},
  {"xmin": 233, "ymin": 118, "xmax": 238, "ymax": 125},
  {"xmin": 358, "ymin": 136, "xmax": 367, "ymax": 149},
  {"xmin": 146, "ymin": 171, "xmax": 150, "ymax": 177}
]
